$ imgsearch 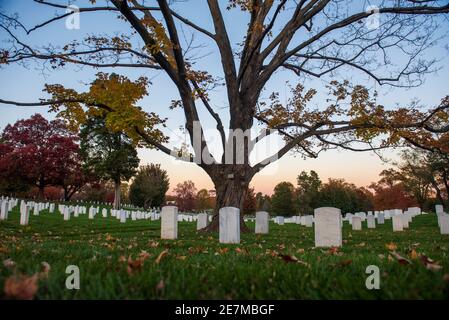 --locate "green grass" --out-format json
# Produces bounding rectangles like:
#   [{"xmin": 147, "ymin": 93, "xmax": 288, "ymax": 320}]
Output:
[{"xmin": 1, "ymin": 207, "xmax": 448, "ymax": 299}]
